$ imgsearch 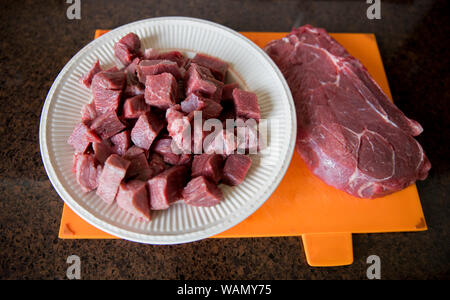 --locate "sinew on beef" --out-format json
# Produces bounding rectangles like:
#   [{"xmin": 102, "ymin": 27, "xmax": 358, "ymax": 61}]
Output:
[{"xmin": 265, "ymin": 25, "xmax": 430, "ymax": 198}]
